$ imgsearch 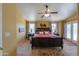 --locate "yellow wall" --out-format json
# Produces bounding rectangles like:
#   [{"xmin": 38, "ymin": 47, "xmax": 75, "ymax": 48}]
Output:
[
  {"xmin": 16, "ymin": 8, "xmax": 26, "ymax": 41},
  {"xmin": 2, "ymin": 4, "xmax": 26, "ymax": 56},
  {"xmin": 3, "ymin": 4, "xmax": 17, "ymax": 55},
  {"xmin": 59, "ymin": 21, "xmax": 64, "ymax": 37}
]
